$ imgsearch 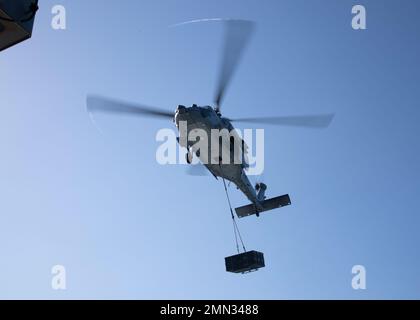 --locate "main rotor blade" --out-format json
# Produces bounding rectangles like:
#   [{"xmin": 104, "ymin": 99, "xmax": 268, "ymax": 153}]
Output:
[
  {"xmin": 229, "ymin": 114, "xmax": 335, "ymax": 128},
  {"xmin": 214, "ymin": 20, "xmax": 255, "ymax": 112},
  {"xmin": 86, "ymin": 95, "xmax": 174, "ymax": 119}
]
